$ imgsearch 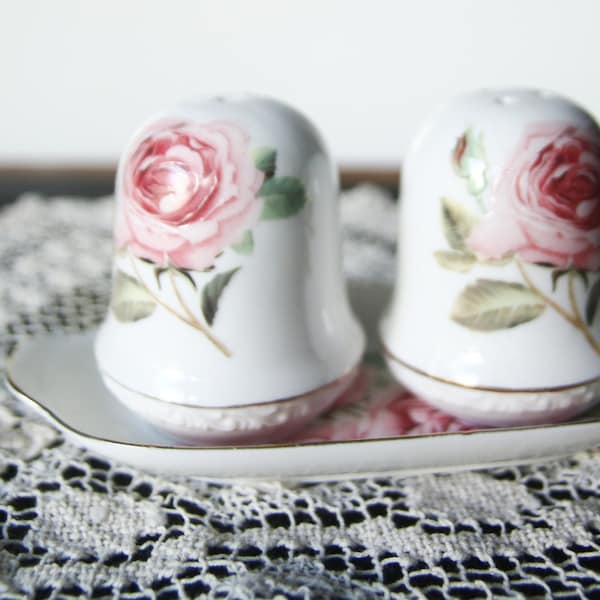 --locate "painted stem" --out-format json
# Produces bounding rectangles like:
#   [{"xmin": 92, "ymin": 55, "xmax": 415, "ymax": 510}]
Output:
[
  {"xmin": 515, "ymin": 259, "xmax": 578, "ymax": 326},
  {"xmin": 168, "ymin": 269, "xmax": 232, "ymax": 357},
  {"xmin": 516, "ymin": 258, "xmax": 600, "ymax": 356},
  {"xmin": 568, "ymin": 271, "xmax": 600, "ymax": 356},
  {"xmin": 128, "ymin": 254, "xmax": 231, "ymax": 358}
]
